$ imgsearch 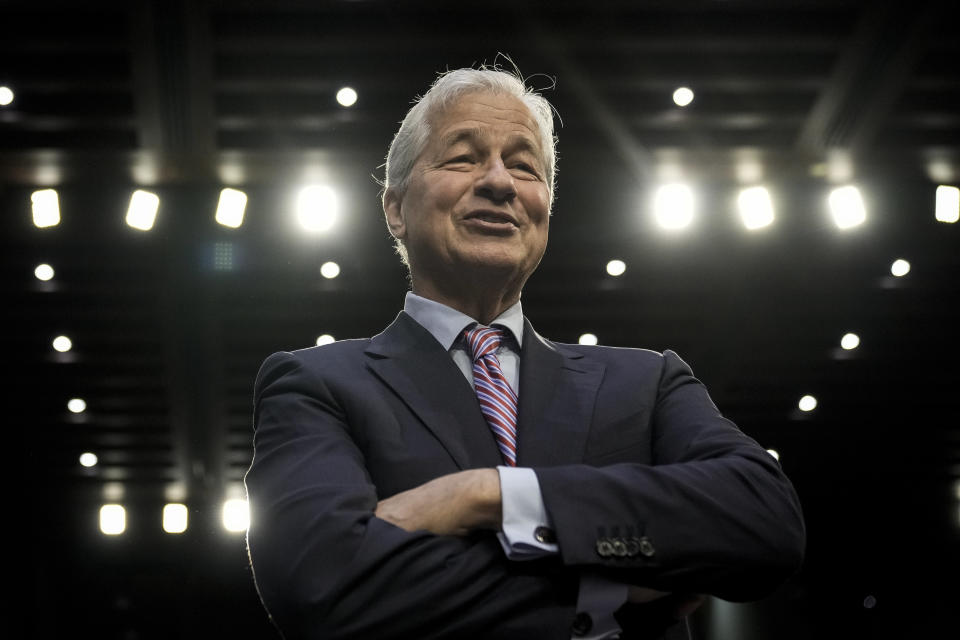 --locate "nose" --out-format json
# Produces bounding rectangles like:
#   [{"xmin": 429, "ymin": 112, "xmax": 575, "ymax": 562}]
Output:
[{"xmin": 474, "ymin": 158, "xmax": 516, "ymax": 204}]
